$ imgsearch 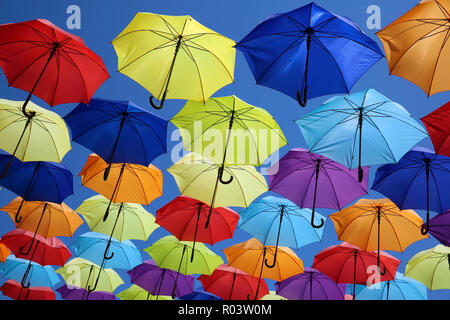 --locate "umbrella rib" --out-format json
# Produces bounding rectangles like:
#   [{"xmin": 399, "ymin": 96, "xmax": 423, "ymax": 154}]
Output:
[
  {"xmin": 429, "ymin": 168, "xmax": 444, "ymax": 213},
  {"xmin": 320, "ymin": 163, "xmax": 344, "ymax": 210},
  {"xmin": 397, "ymin": 166, "xmax": 426, "ymax": 209},
  {"xmin": 179, "ymin": 41, "xmax": 206, "ymax": 103},
  {"xmin": 57, "ymin": 49, "xmax": 89, "ymax": 102},
  {"xmin": 427, "ymin": 28, "xmax": 450, "ymax": 95},
  {"xmin": 58, "ymin": 44, "xmax": 109, "ymax": 74},
  {"xmin": 362, "ymin": 116, "xmax": 398, "ymax": 163}
]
